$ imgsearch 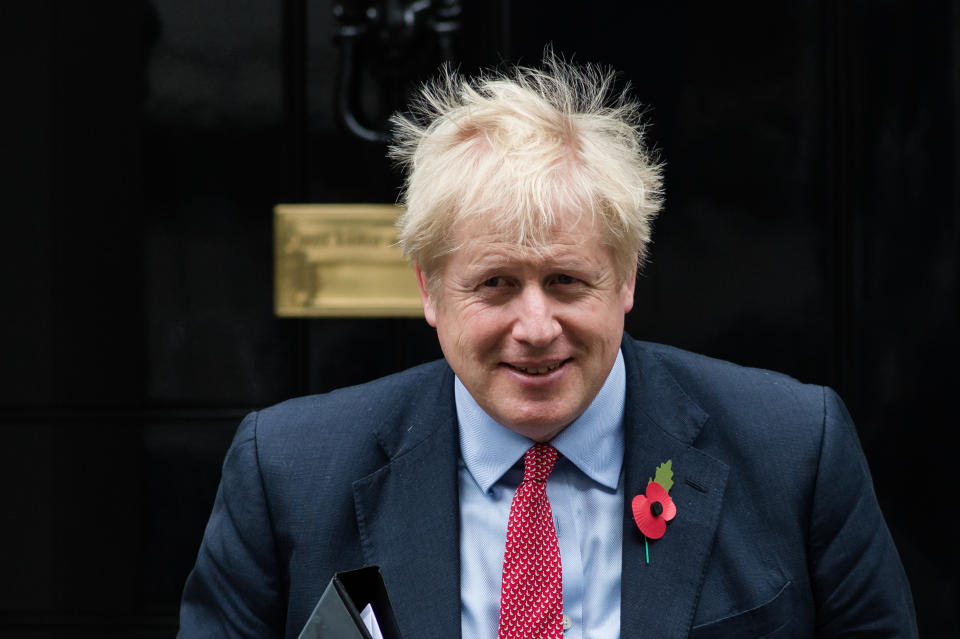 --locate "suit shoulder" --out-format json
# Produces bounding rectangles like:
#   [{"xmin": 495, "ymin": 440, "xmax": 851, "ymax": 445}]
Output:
[
  {"xmin": 629, "ymin": 339, "xmax": 824, "ymax": 410},
  {"xmin": 624, "ymin": 338, "xmax": 833, "ymax": 465}
]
